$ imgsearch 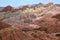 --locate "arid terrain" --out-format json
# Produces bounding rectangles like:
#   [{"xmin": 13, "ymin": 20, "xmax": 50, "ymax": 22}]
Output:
[{"xmin": 0, "ymin": 2, "xmax": 60, "ymax": 40}]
